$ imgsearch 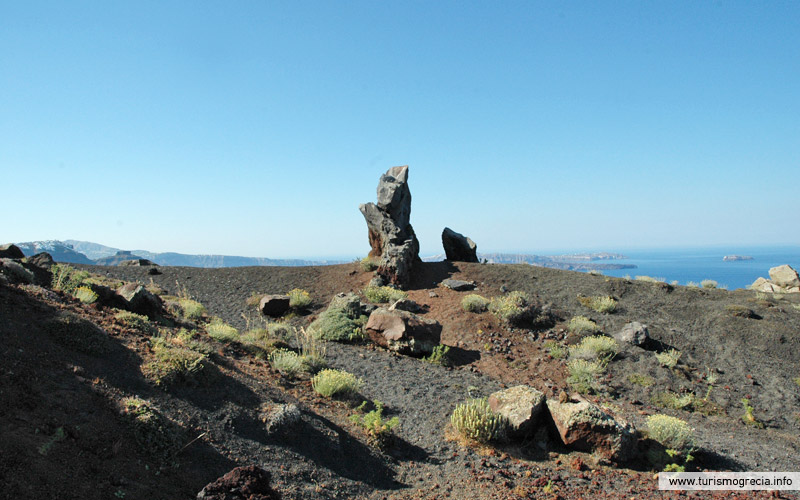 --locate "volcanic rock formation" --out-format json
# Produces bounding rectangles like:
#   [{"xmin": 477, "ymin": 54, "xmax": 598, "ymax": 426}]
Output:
[
  {"xmin": 441, "ymin": 227, "xmax": 479, "ymax": 262},
  {"xmin": 359, "ymin": 166, "xmax": 420, "ymax": 287}
]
